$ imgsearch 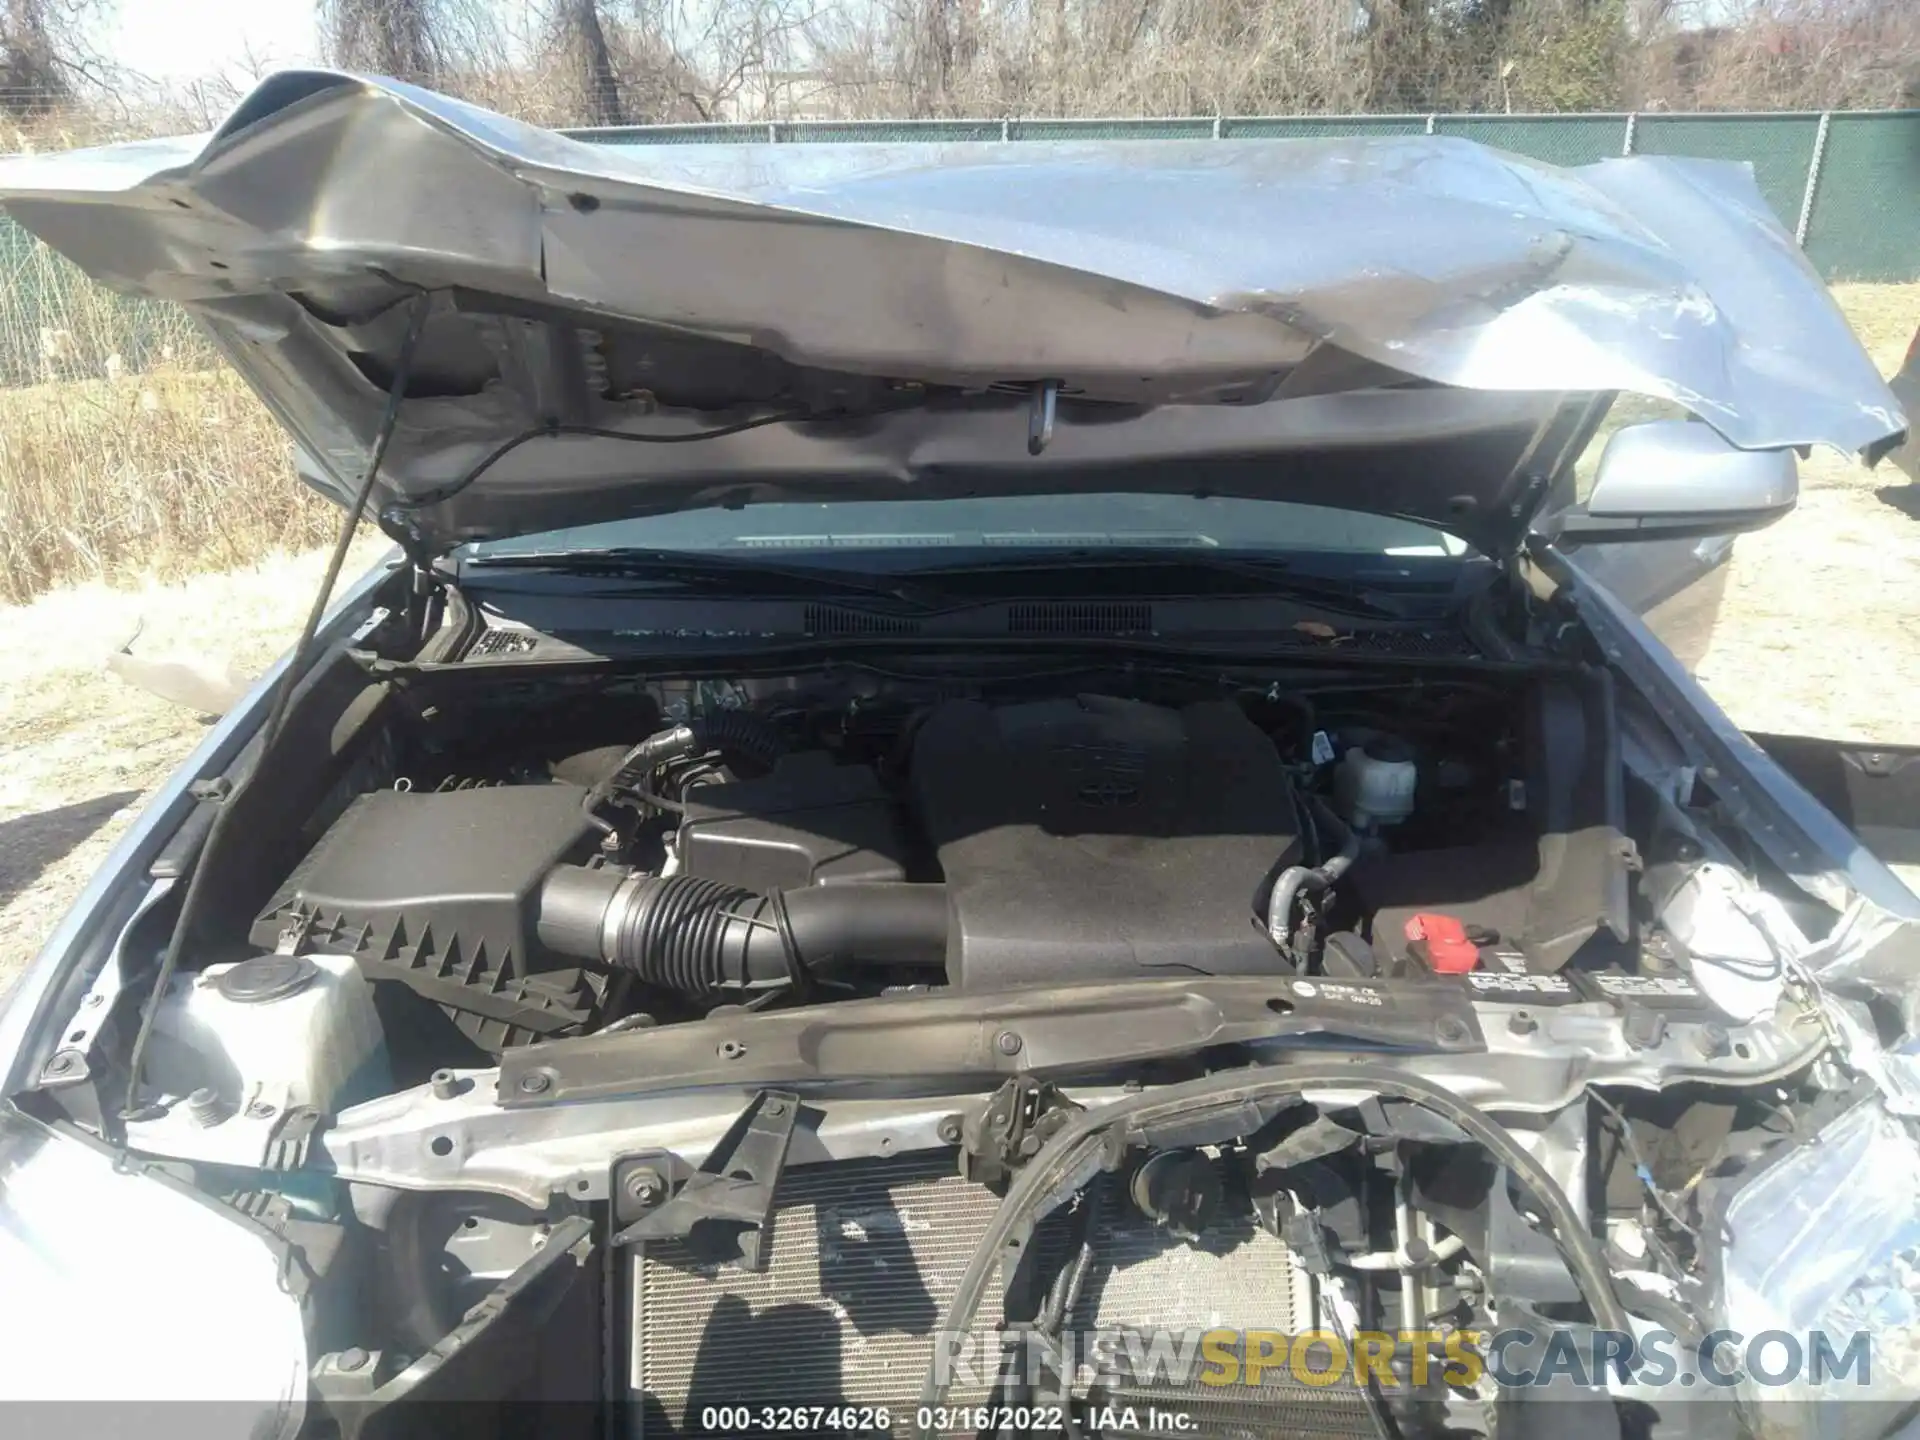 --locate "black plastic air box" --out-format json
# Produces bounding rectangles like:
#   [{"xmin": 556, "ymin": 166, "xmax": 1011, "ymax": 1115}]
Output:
[{"xmin": 250, "ymin": 783, "xmax": 605, "ymax": 1051}]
